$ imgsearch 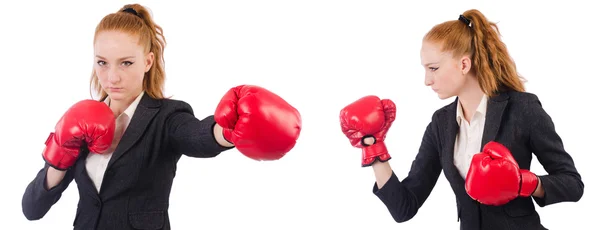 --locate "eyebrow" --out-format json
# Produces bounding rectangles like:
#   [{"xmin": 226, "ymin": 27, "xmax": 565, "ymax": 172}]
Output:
[
  {"xmin": 95, "ymin": 55, "xmax": 136, "ymax": 60},
  {"xmin": 423, "ymin": 62, "xmax": 439, "ymax": 66}
]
